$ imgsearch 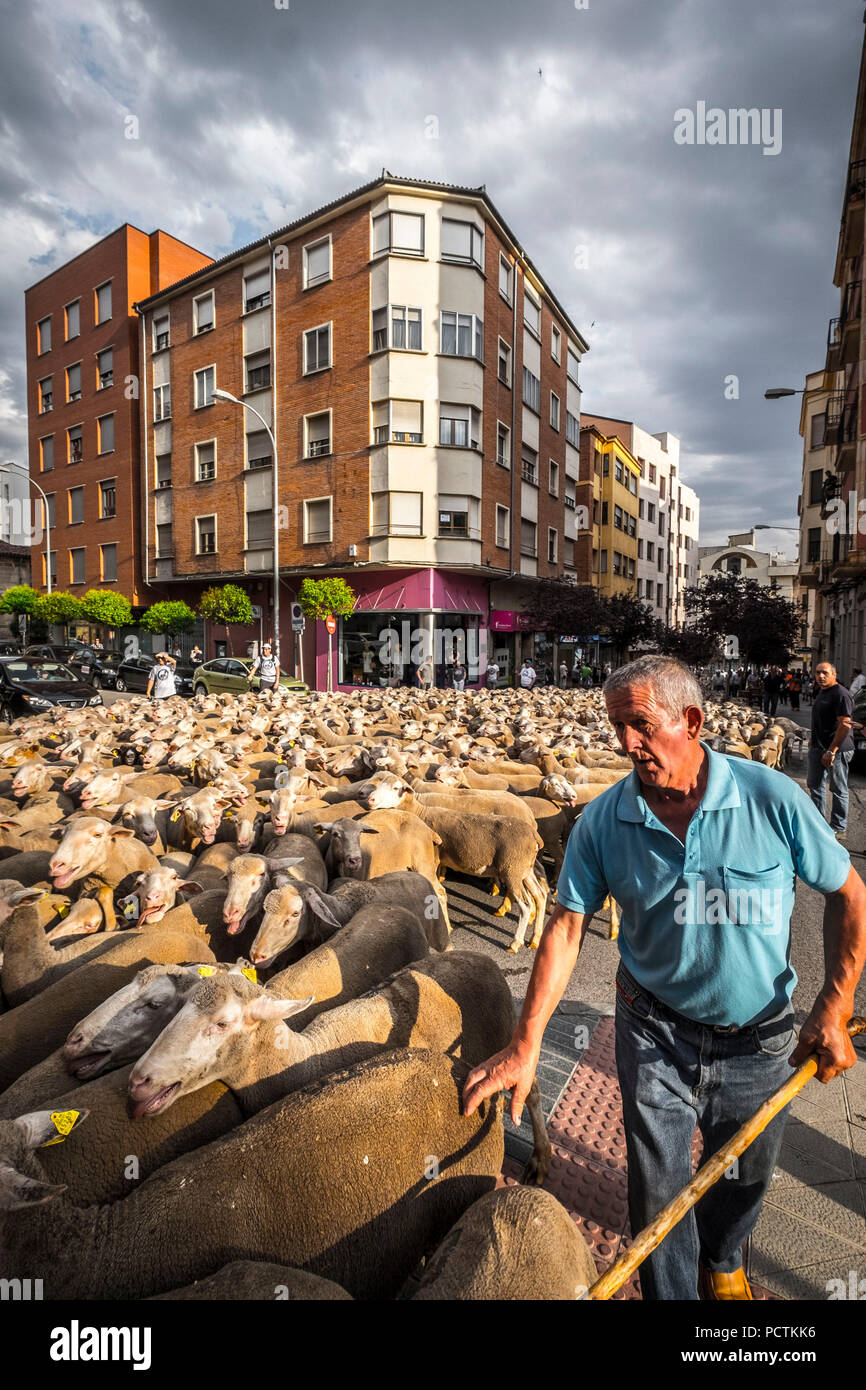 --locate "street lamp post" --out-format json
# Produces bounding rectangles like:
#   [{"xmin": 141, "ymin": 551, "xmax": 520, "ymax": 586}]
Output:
[
  {"xmin": 212, "ymin": 391, "xmax": 280, "ymax": 662},
  {"xmin": 0, "ymin": 462, "xmax": 51, "ymax": 593}
]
